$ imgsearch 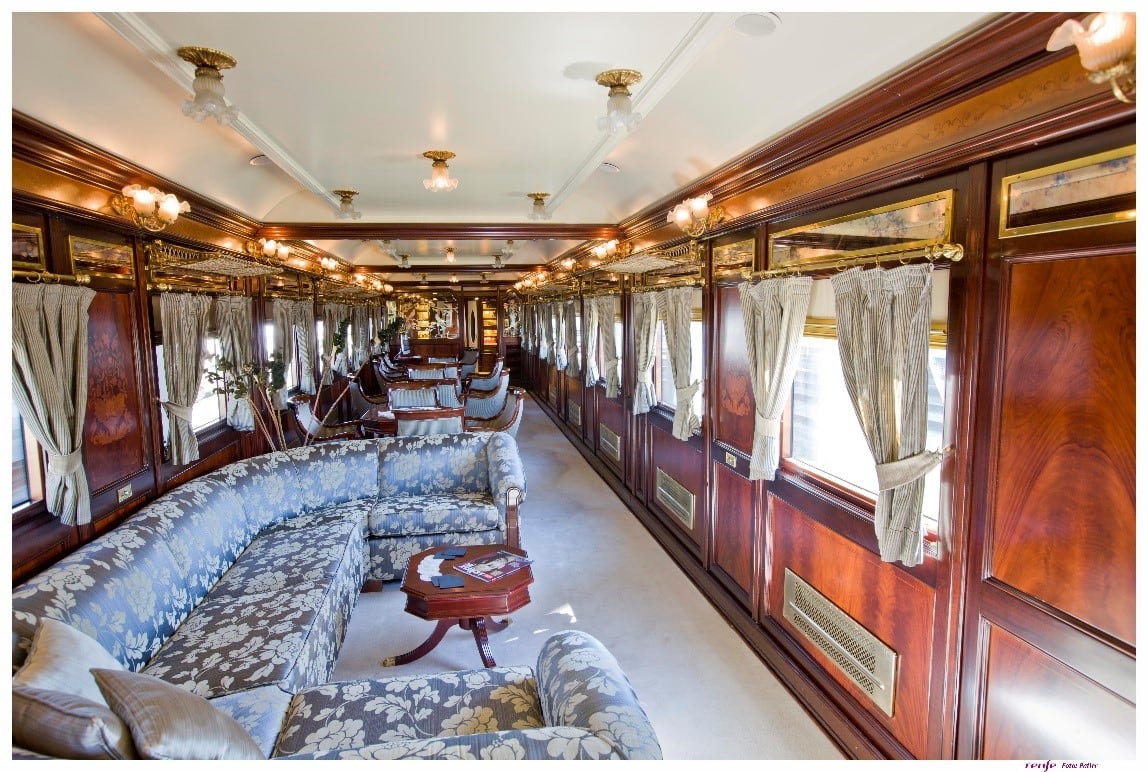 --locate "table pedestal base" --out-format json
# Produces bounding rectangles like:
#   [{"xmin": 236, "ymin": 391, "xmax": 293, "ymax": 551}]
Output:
[{"xmin": 384, "ymin": 616, "xmax": 510, "ymax": 668}]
